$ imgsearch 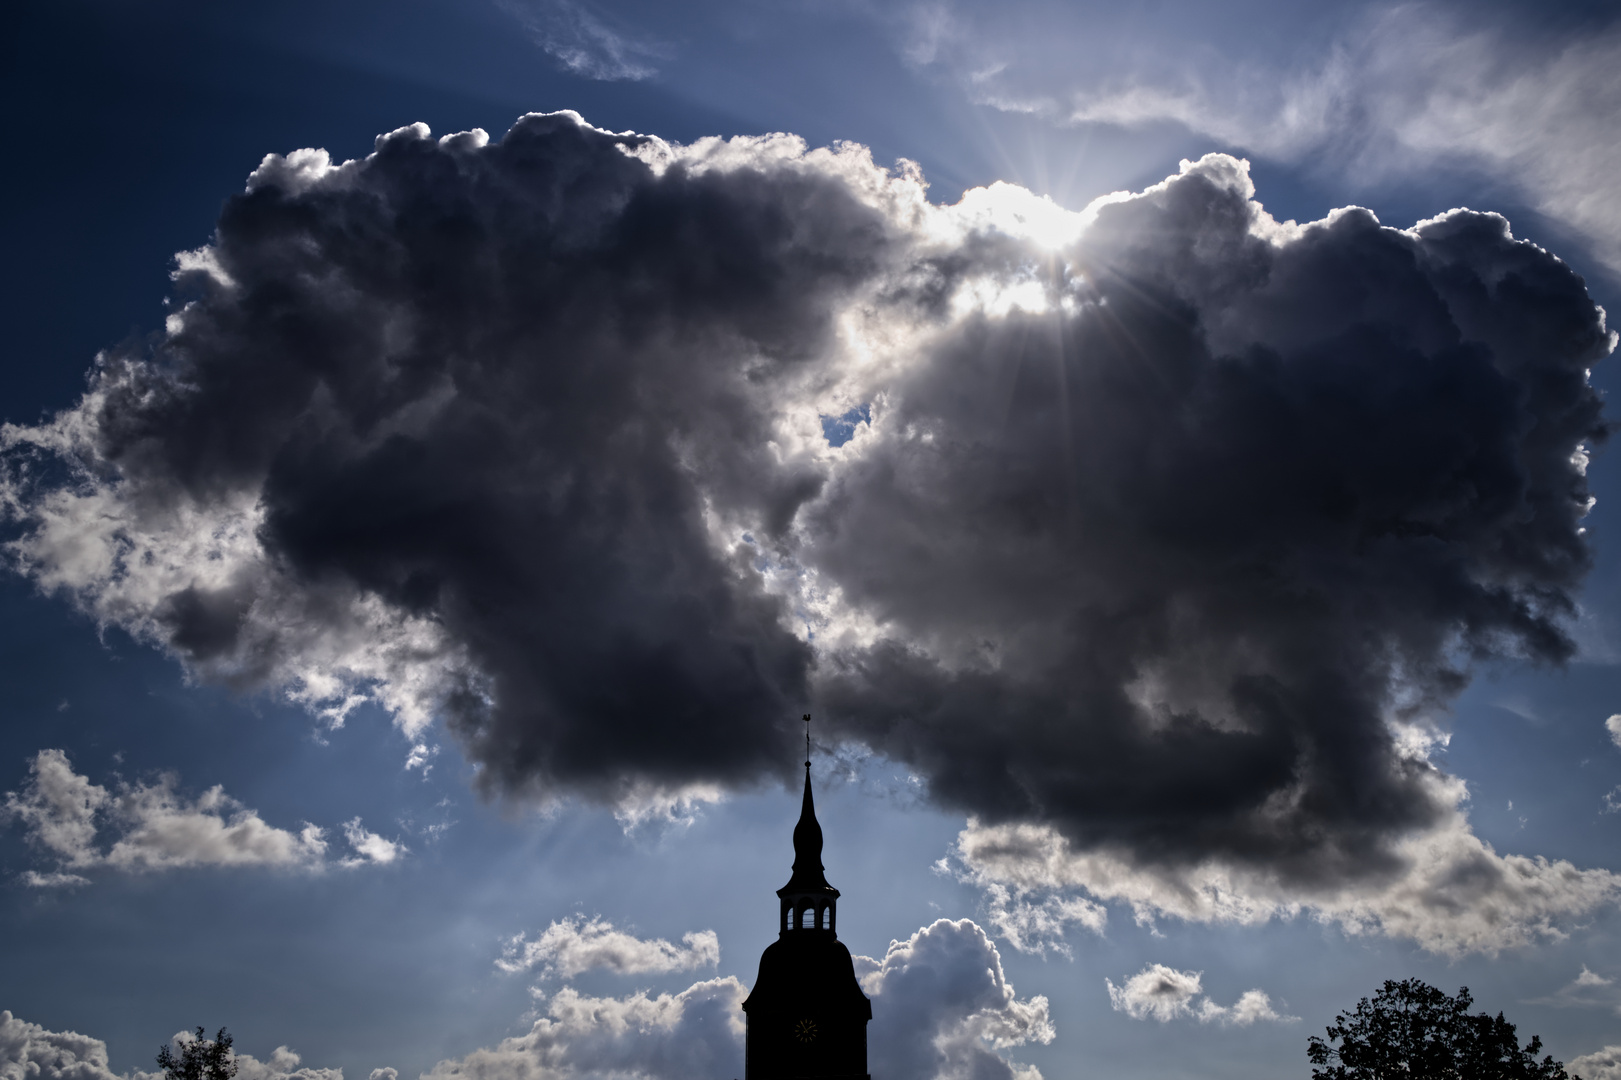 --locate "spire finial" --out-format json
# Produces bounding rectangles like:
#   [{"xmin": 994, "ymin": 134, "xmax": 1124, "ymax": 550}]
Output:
[{"xmin": 804, "ymin": 713, "xmax": 811, "ymax": 768}]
